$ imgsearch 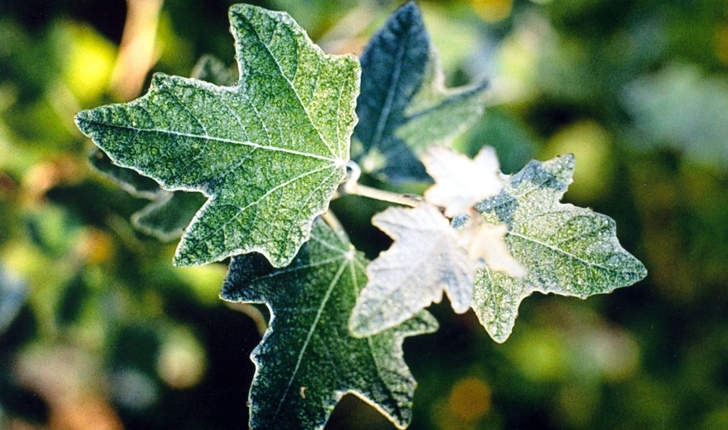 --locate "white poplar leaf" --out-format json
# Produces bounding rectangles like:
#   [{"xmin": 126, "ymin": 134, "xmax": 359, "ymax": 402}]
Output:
[
  {"xmin": 349, "ymin": 203, "xmax": 477, "ymax": 337},
  {"xmin": 422, "ymin": 146, "xmax": 503, "ymax": 217},
  {"xmin": 462, "ymin": 223, "xmax": 526, "ymax": 278}
]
